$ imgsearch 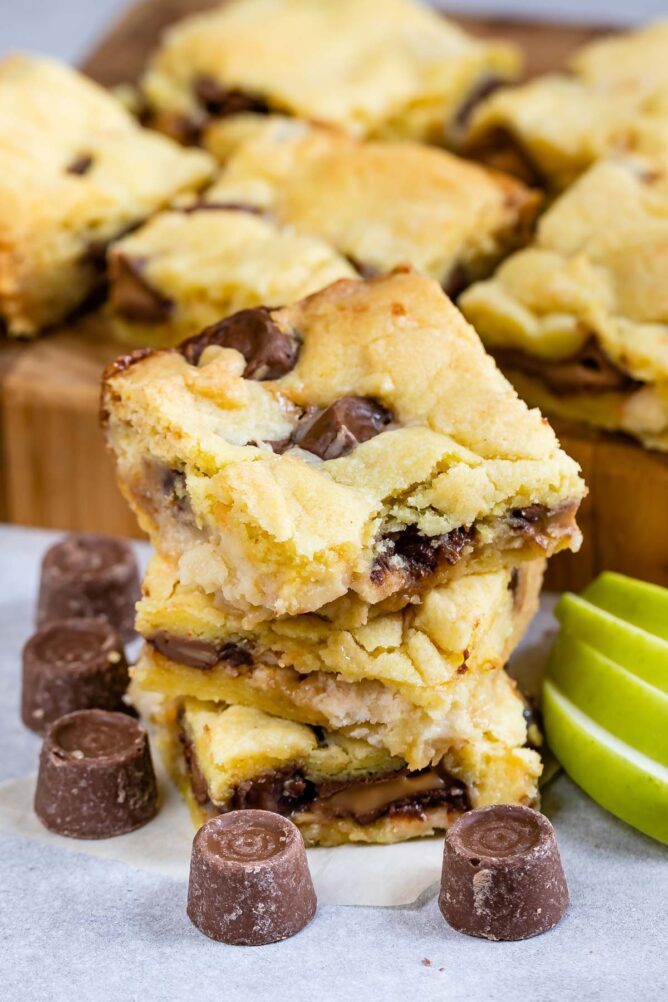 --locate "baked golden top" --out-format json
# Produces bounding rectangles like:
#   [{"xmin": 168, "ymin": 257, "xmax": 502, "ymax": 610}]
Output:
[
  {"xmin": 104, "ymin": 269, "xmax": 584, "ymax": 615},
  {"xmin": 203, "ymin": 116, "xmax": 539, "ymax": 287},
  {"xmin": 0, "ymin": 53, "xmax": 214, "ymax": 335},
  {"xmin": 460, "ymin": 159, "xmax": 668, "ymax": 381},
  {"xmin": 141, "ymin": 0, "xmax": 519, "ymax": 141},
  {"xmin": 108, "ymin": 206, "xmax": 356, "ymax": 347},
  {"xmin": 465, "ymin": 21, "xmax": 668, "ymax": 190}
]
